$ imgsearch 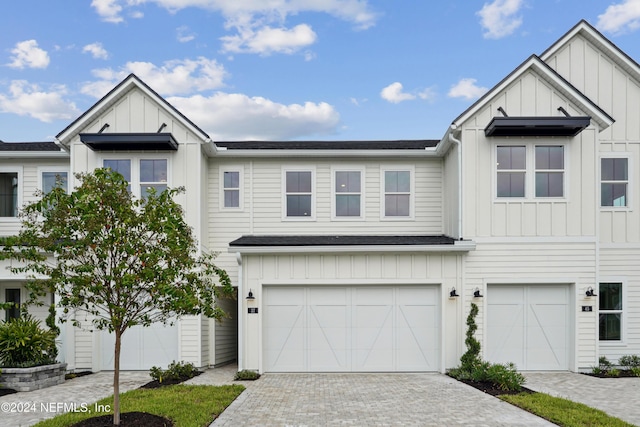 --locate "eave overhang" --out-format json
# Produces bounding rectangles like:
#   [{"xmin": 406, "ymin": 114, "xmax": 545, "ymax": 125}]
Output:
[
  {"xmin": 484, "ymin": 116, "xmax": 591, "ymax": 137},
  {"xmin": 79, "ymin": 133, "xmax": 178, "ymax": 151}
]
